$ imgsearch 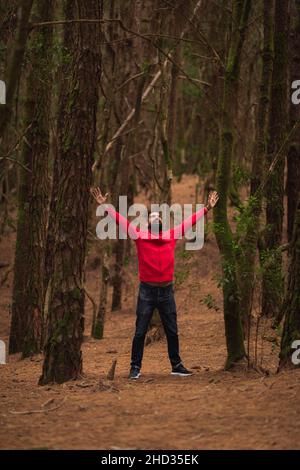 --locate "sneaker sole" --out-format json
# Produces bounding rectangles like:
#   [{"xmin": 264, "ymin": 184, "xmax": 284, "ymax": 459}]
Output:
[
  {"xmin": 171, "ymin": 372, "xmax": 193, "ymax": 376},
  {"xmin": 129, "ymin": 373, "xmax": 141, "ymax": 379}
]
